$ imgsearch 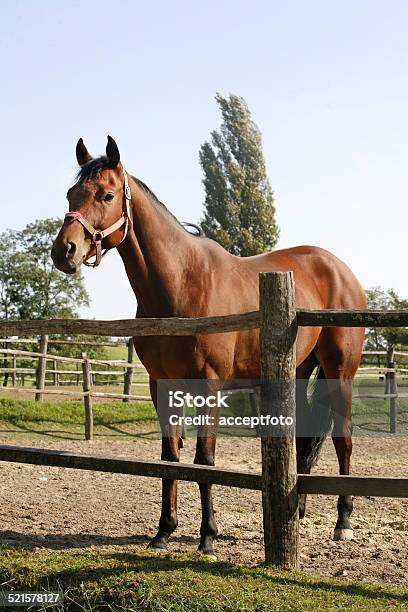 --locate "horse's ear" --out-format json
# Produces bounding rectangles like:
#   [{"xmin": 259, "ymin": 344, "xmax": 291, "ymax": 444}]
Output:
[
  {"xmin": 76, "ymin": 138, "xmax": 93, "ymax": 166},
  {"xmin": 106, "ymin": 135, "xmax": 120, "ymax": 168}
]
